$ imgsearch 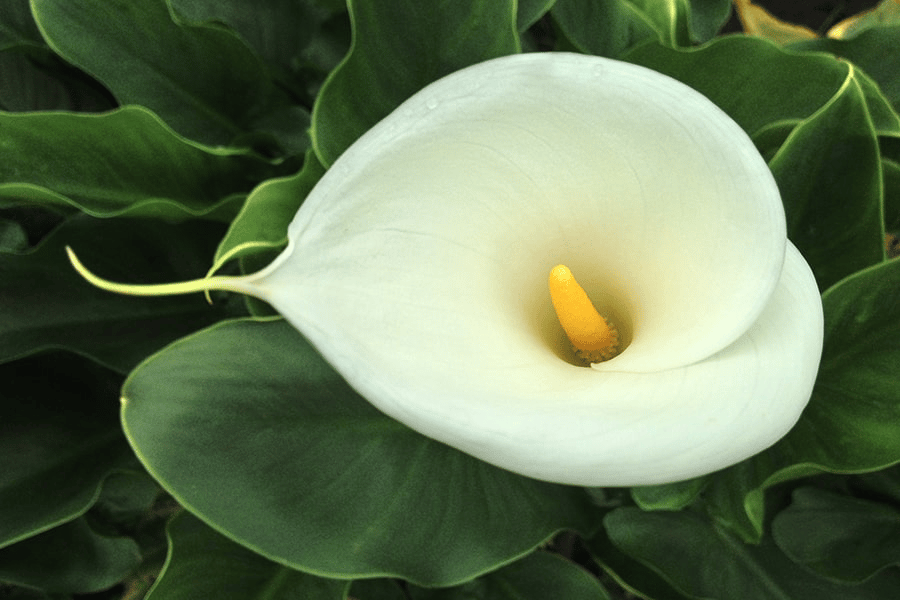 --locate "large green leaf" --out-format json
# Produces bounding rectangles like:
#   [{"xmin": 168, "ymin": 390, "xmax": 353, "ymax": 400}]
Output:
[
  {"xmin": 792, "ymin": 25, "xmax": 900, "ymax": 112},
  {"xmin": 0, "ymin": 215, "xmax": 237, "ymax": 372},
  {"xmin": 30, "ymin": 0, "xmax": 298, "ymax": 148},
  {"xmin": 0, "ymin": 517, "xmax": 140, "ymax": 594},
  {"xmin": 0, "ymin": 352, "xmax": 131, "ymax": 549},
  {"xmin": 311, "ymin": 0, "xmax": 520, "ymax": 165},
  {"xmin": 408, "ymin": 551, "xmax": 611, "ymax": 600},
  {"xmin": 602, "ymin": 508, "xmax": 900, "ymax": 599},
  {"xmin": 772, "ymin": 487, "xmax": 900, "ymax": 583},
  {"xmin": 768, "ymin": 66, "xmax": 884, "ymax": 291},
  {"xmin": 0, "ymin": 106, "xmax": 277, "ymax": 220},
  {"xmin": 122, "ymin": 319, "xmax": 600, "ymax": 586},
  {"xmin": 694, "ymin": 256, "xmax": 900, "ymax": 542},
  {"xmin": 147, "ymin": 512, "xmax": 348, "ymax": 600},
  {"xmin": 624, "ymin": 36, "xmax": 900, "ymax": 139}
]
